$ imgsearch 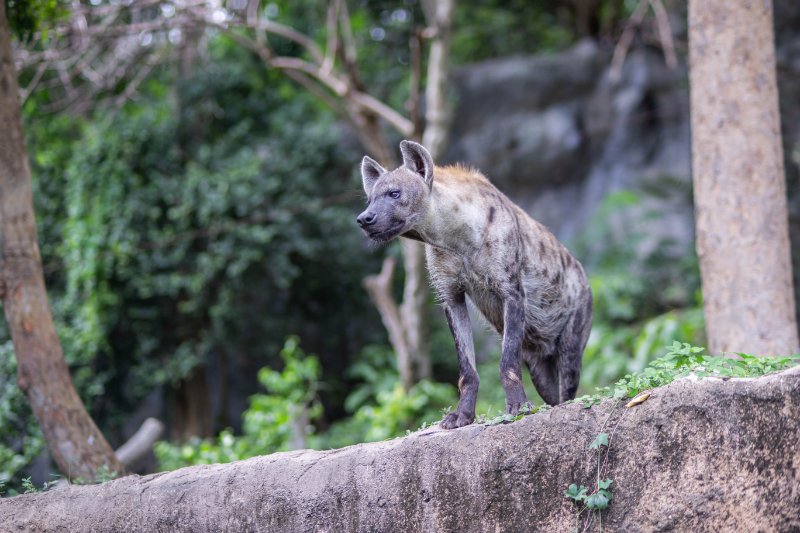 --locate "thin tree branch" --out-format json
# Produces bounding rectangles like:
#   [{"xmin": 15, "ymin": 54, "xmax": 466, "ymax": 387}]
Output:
[
  {"xmin": 363, "ymin": 257, "xmax": 415, "ymax": 392},
  {"xmin": 337, "ymin": 0, "xmax": 357, "ymax": 69},
  {"xmin": 649, "ymin": 0, "xmax": 678, "ymax": 69},
  {"xmin": 199, "ymin": 14, "xmax": 414, "ymax": 136},
  {"xmin": 349, "ymin": 92, "xmax": 414, "ymax": 136},
  {"xmin": 113, "ymin": 48, "xmax": 165, "ymax": 108},
  {"xmin": 321, "ymin": 0, "xmax": 339, "ymax": 76},
  {"xmin": 19, "ymin": 61, "xmax": 48, "ymax": 104},
  {"xmin": 407, "ymin": 28, "xmax": 423, "ymax": 138},
  {"xmin": 241, "ymin": 19, "xmax": 325, "ymax": 64},
  {"xmin": 610, "ymin": 0, "xmax": 649, "ymax": 82}
]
